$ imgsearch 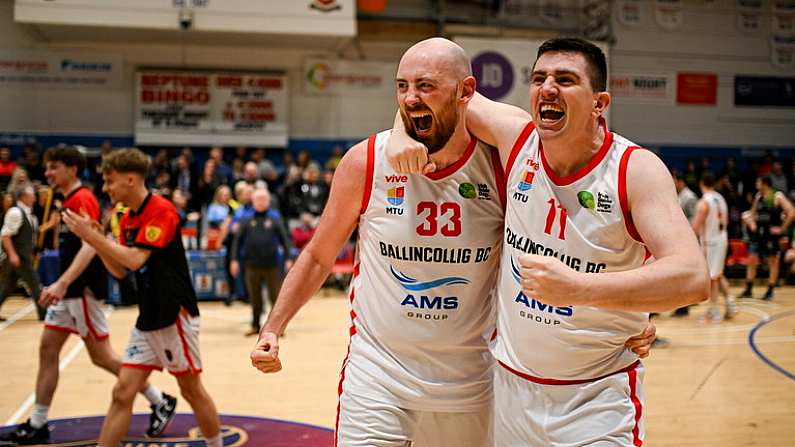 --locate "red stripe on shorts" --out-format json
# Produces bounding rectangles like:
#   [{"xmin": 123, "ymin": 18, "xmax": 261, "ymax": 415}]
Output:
[
  {"xmin": 176, "ymin": 311, "xmax": 199, "ymax": 373},
  {"xmin": 628, "ymin": 367, "xmax": 643, "ymax": 446}
]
